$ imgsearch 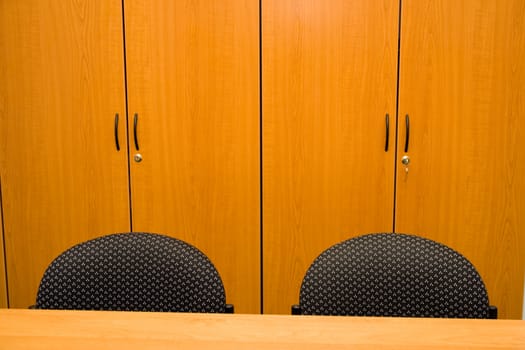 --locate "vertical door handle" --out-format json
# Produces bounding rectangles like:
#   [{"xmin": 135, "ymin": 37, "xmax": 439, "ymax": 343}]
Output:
[
  {"xmin": 114, "ymin": 113, "xmax": 120, "ymax": 151},
  {"xmin": 404, "ymin": 114, "xmax": 410, "ymax": 152},
  {"xmin": 385, "ymin": 113, "xmax": 390, "ymax": 152},
  {"xmin": 133, "ymin": 113, "xmax": 140, "ymax": 151}
]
